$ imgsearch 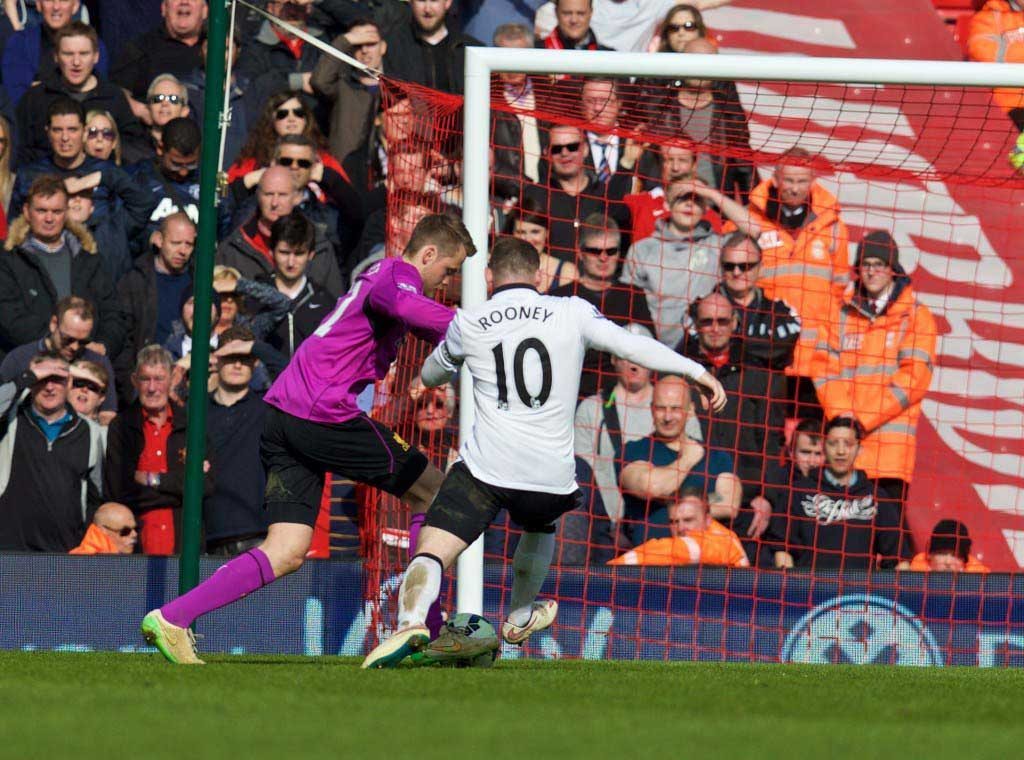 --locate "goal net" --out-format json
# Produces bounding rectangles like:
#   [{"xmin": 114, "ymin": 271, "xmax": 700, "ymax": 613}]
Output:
[{"xmin": 359, "ymin": 48, "xmax": 1024, "ymax": 665}]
